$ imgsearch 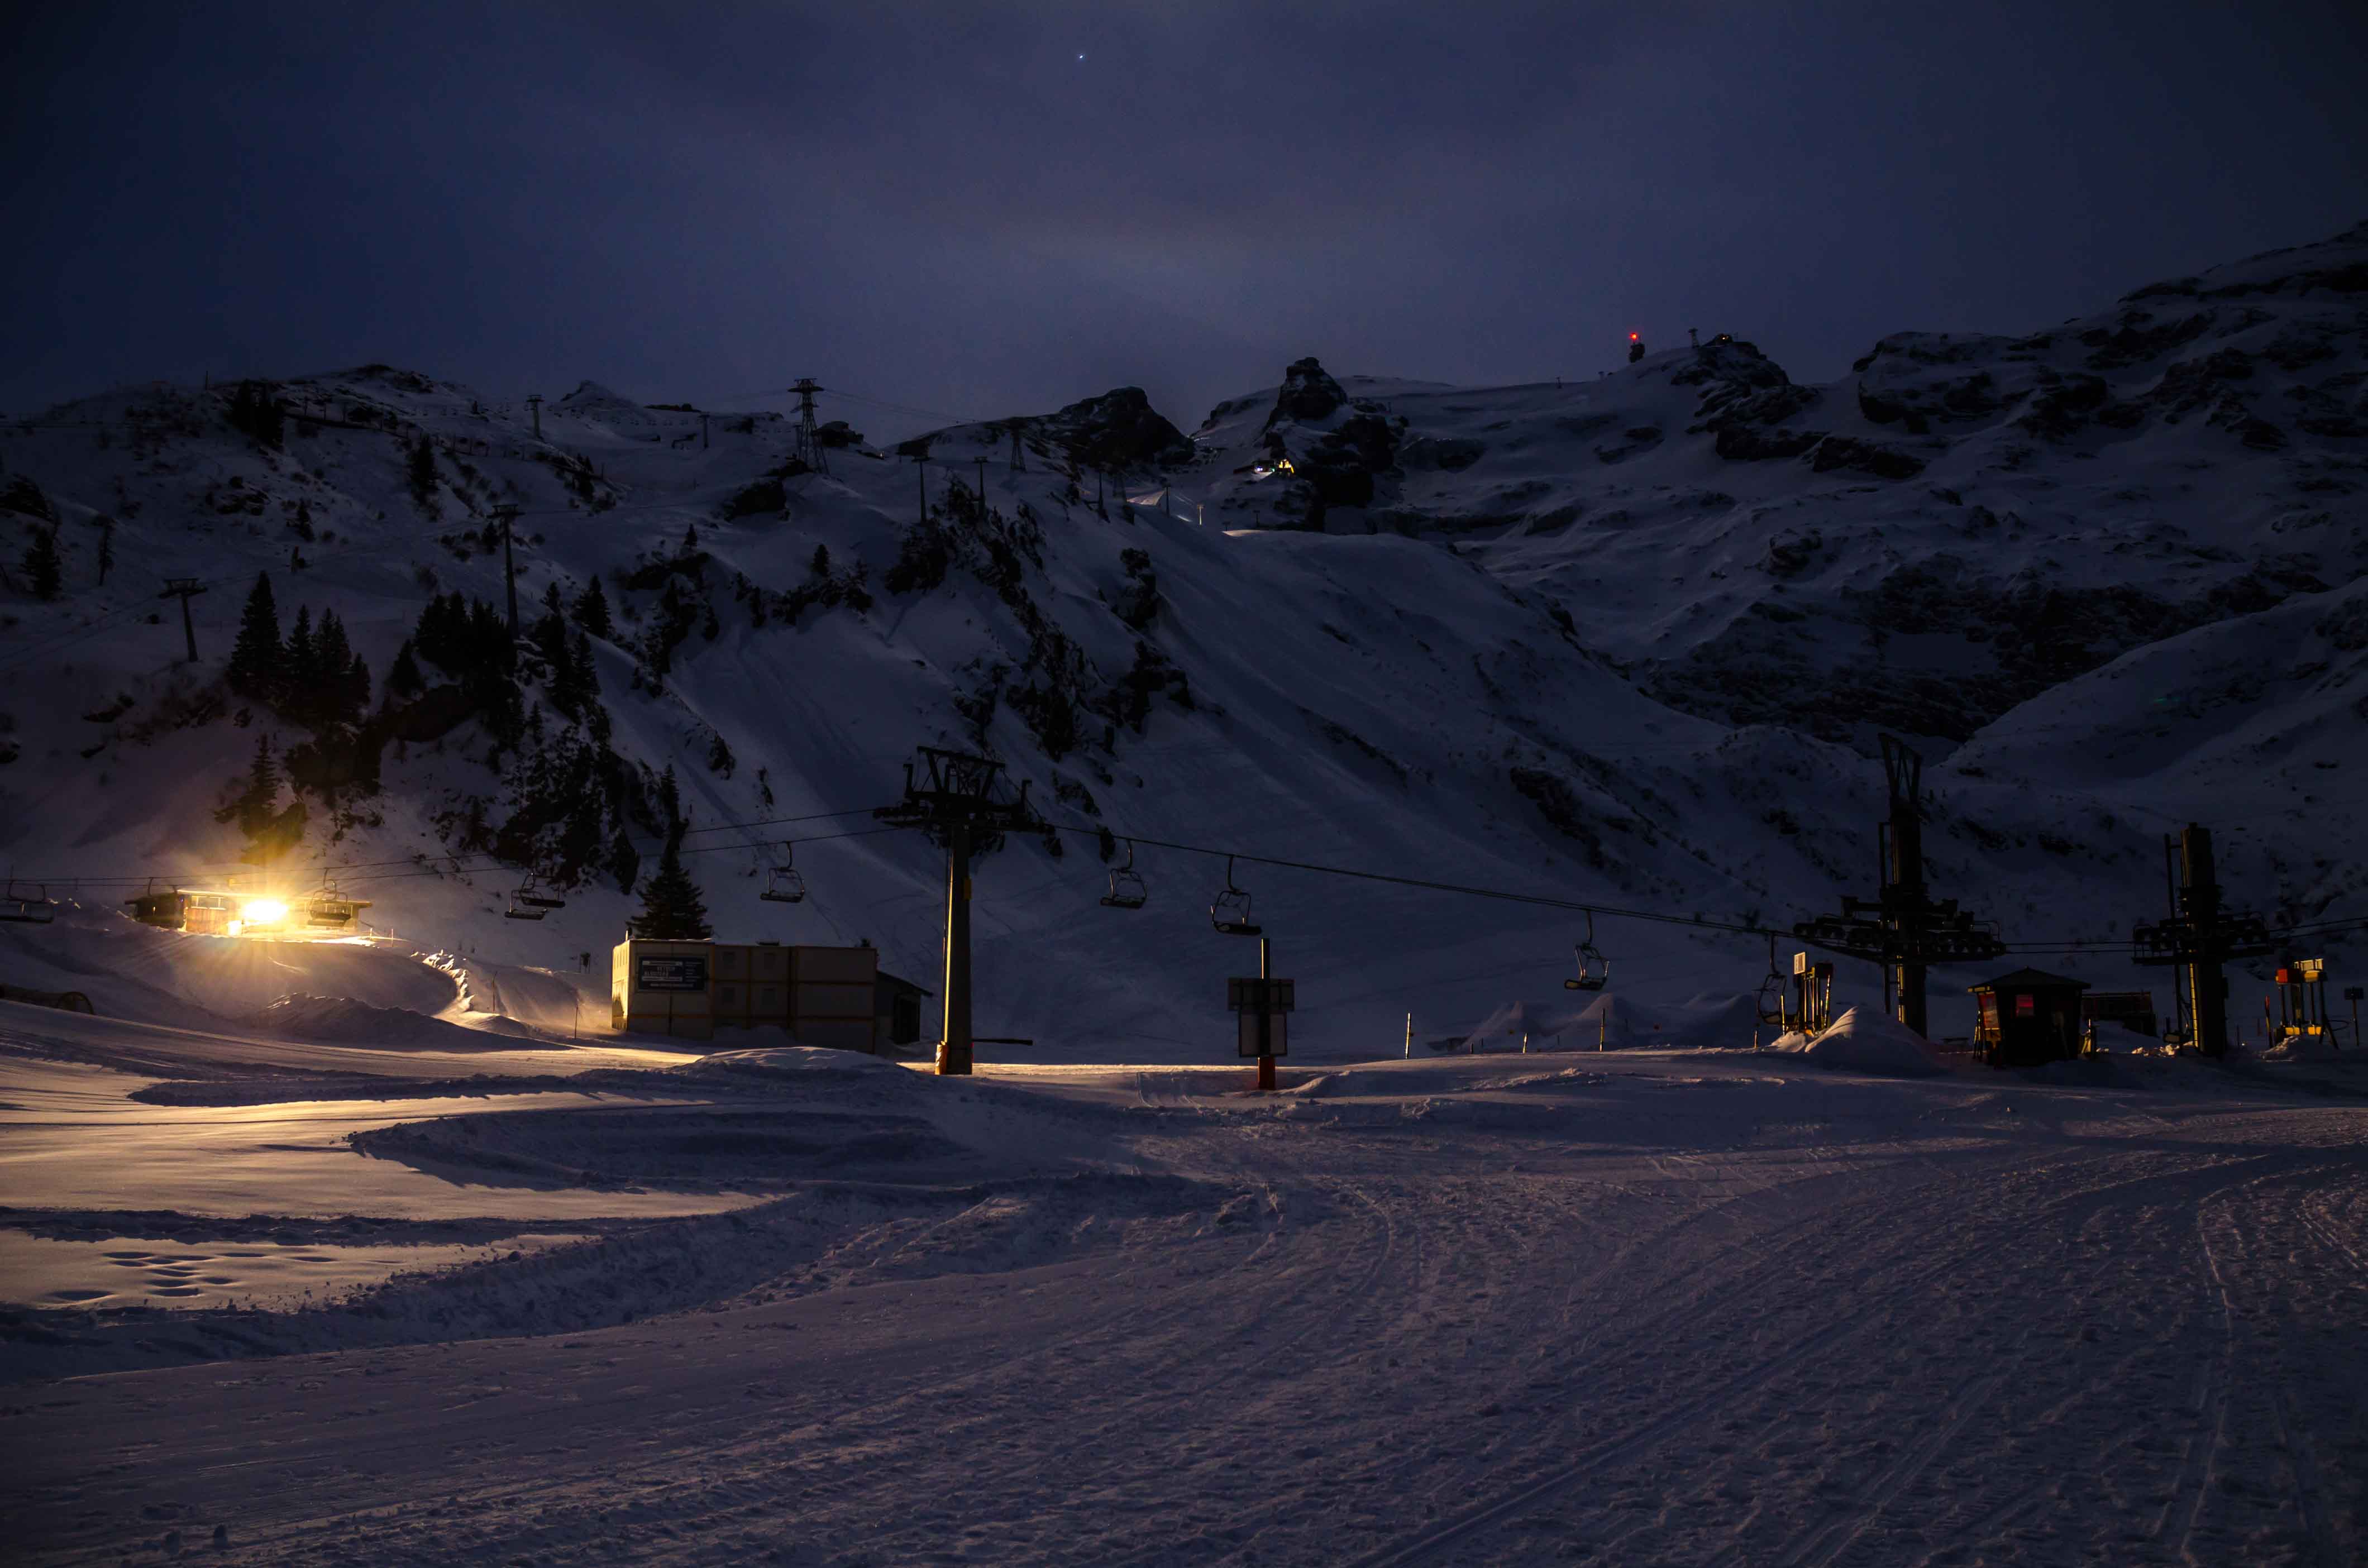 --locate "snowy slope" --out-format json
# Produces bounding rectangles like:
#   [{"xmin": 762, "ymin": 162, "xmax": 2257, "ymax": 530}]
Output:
[{"xmin": 2, "ymin": 226, "xmax": 2364, "ymax": 1055}]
